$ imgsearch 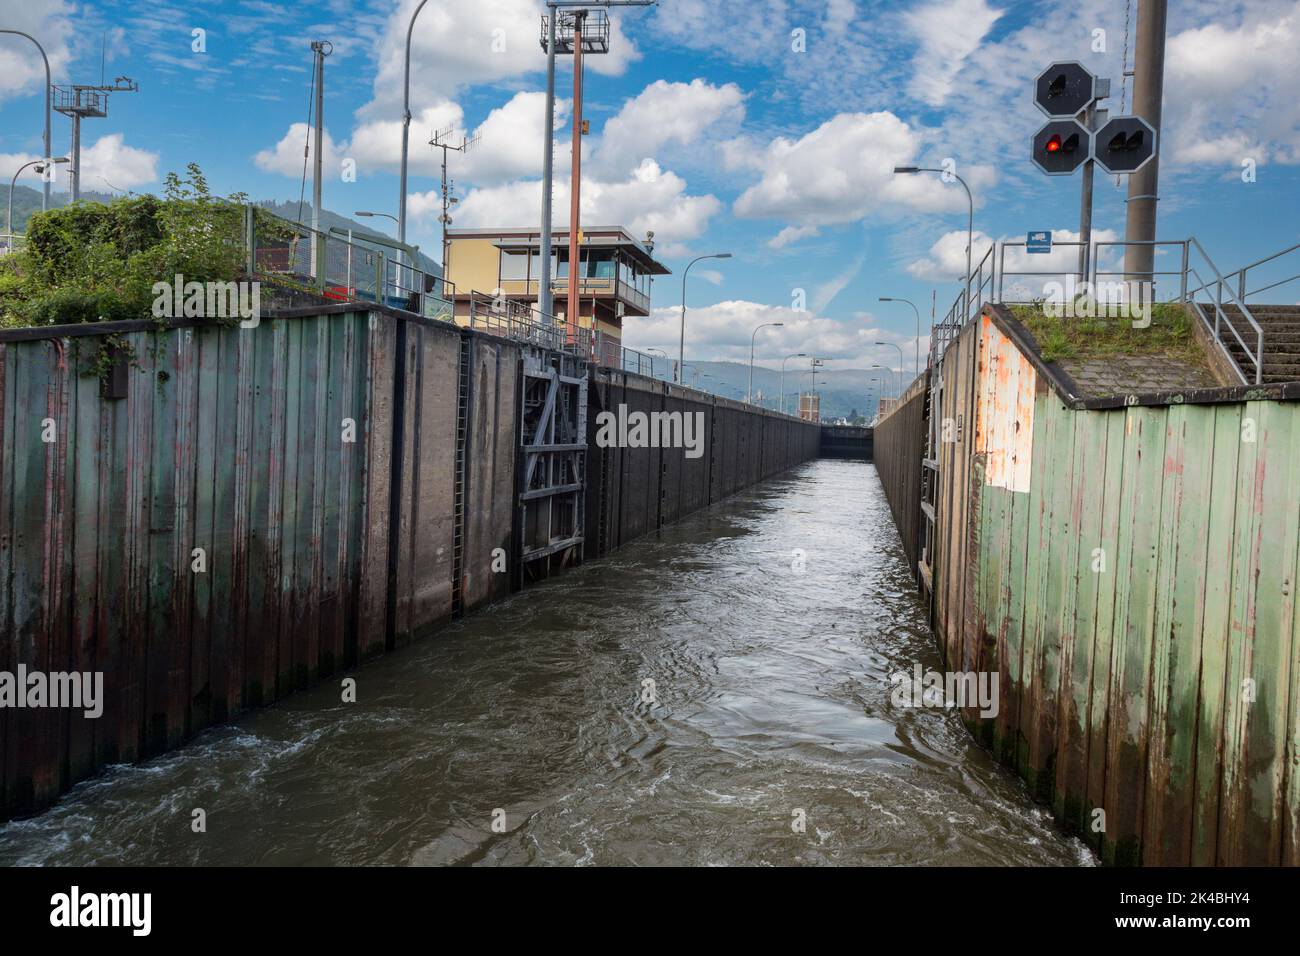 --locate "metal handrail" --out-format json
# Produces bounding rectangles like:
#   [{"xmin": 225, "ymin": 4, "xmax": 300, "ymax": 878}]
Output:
[
  {"xmin": 1182, "ymin": 237, "xmax": 1263, "ymax": 384},
  {"xmin": 1204, "ymin": 241, "xmax": 1300, "ymax": 302},
  {"xmin": 930, "ymin": 234, "xmax": 1268, "ymax": 385}
]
